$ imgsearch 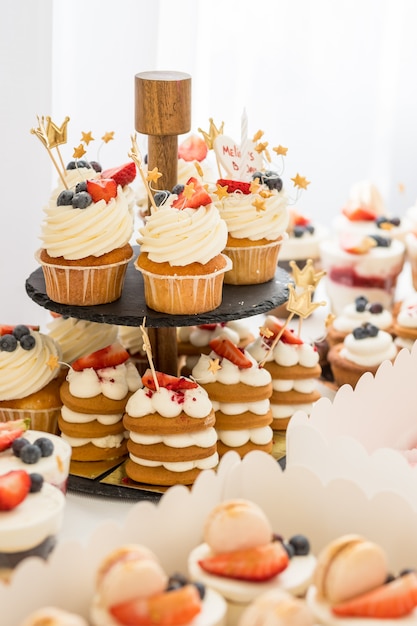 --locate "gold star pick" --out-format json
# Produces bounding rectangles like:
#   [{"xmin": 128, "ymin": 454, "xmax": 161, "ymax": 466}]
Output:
[
  {"xmin": 286, "ymin": 283, "xmax": 326, "ymax": 319},
  {"xmin": 73, "ymin": 144, "xmax": 86, "ymax": 159},
  {"xmin": 183, "ymin": 181, "xmax": 196, "ymax": 200},
  {"xmin": 273, "ymin": 145, "xmax": 288, "ymax": 156},
  {"xmin": 255, "ymin": 141, "xmax": 269, "ymax": 154},
  {"xmin": 147, "ymin": 167, "xmax": 163, "ymax": 184},
  {"xmin": 47, "ymin": 355, "xmax": 59, "ymax": 370},
  {"xmin": 259, "ymin": 326, "xmax": 274, "ymax": 339},
  {"xmin": 198, "ymin": 118, "xmax": 224, "ymax": 150},
  {"xmin": 81, "ymin": 131, "xmax": 94, "ymax": 145},
  {"xmin": 102, "ymin": 131, "xmax": 115, "ymax": 144},
  {"xmin": 253, "ymin": 197, "xmax": 266, "ymax": 212},
  {"xmin": 208, "ymin": 358, "xmax": 222, "ymax": 374},
  {"xmin": 214, "ymin": 183, "xmax": 229, "ymax": 200},
  {"xmin": 289, "ymin": 259, "xmax": 326, "ymax": 289},
  {"xmin": 291, "ymin": 173, "xmax": 311, "ymax": 190},
  {"xmin": 46, "ymin": 116, "xmax": 70, "ymax": 148}
]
